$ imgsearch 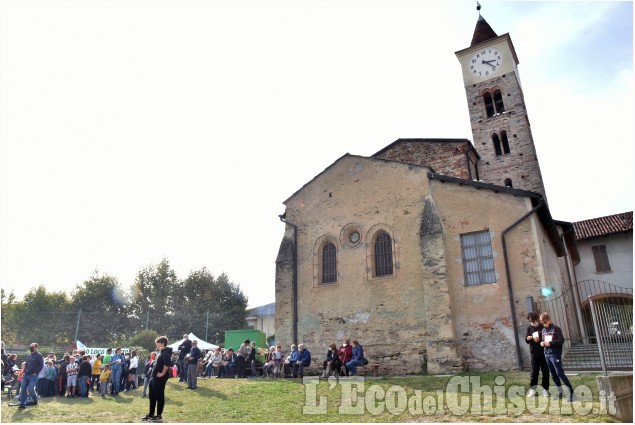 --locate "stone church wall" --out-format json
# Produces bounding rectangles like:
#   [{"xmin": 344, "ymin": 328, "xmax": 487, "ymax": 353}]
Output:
[
  {"xmin": 275, "ymin": 156, "xmax": 464, "ymax": 375},
  {"xmin": 428, "ymin": 178, "xmax": 556, "ymax": 370},
  {"xmin": 275, "ymin": 155, "xmax": 563, "ymax": 373}
]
